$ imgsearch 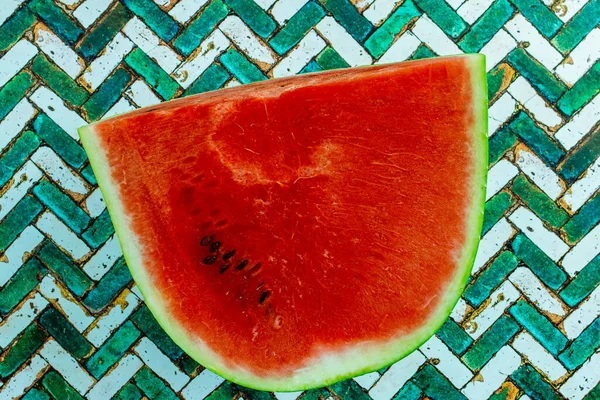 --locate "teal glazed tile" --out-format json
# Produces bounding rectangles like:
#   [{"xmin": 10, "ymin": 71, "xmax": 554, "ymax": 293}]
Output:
[
  {"xmin": 126, "ymin": 49, "xmax": 180, "ymax": 100},
  {"xmin": 0, "ymin": 323, "xmax": 47, "ymax": 378},
  {"xmin": 0, "ymin": 7, "xmax": 36, "ymax": 51},
  {"xmin": 173, "ymin": 0, "xmax": 229, "ymax": 57},
  {"xmin": 413, "ymin": 0, "xmax": 467, "ymax": 39},
  {"xmin": 507, "ymin": 0, "xmax": 562, "ymax": 37},
  {"xmin": 318, "ymin": 0, "xmax": 373, "ymax": 41},
  {"xmin": 28, "ymin": 0, "xmax": 84, "ymax": 44},
  {"xmin": 482, "ymin": 192, "xmax": 514, "ymax": 234},
  {"xmin": 33, "ymin": 114, "xmax": 87, "ymax": 169},
  {"xmin": 131, "ymin": 306, "xmax": 184, "ymax": 360},
  {"xmin": 463, "ymin": 251, "xmax": 518, "ymax": 306},
  {"xmin": 42, "ymin": 370, "xmax": 84, "ymax": 400},
  {"xmin": 562, "ymin": 191, "xmax": 600, "ymax": 244},
  {"xmin": 436, "ymin": 319, "xmax": 473, "ymax": 355},
  {"xmin": 511, "ymin": 365, "xmax": 562, "ymax": 400},
  {"xmin": 36, "ymin": 241, "xmax": 94, "ymax": 297},
  {"xmin": 0, "ymin": 196, "xmax": 43, "ymax": 252},
  {"xmin": 0, "ymin": 130, "xmax": 40, "ymax": 188},
  {"xmin": 223, "ymin": 0, "xmax": 277, "ymax": 38},
  {"xmin": 185, "ymin": 64, "xmax": 230, "ymax": 96},
  {"xmin": 508, "ymin": 49, "xmax": 567, "ymax": 103},
  {"xmin": 83, "ymin": 68, "xmax": 134, "ymax": 121},
  {"xmin": 511, "ymin": 234, "xmax": 567, "ymax": 290},
  {"xmin": 30, "ymin": 55, "xmax": 89, "ymax": 108},
  {"xmin": 509, "ymin": 300, "xmax": 568, "ymax": 355},
  {"xmin": 82, "ymin": 208, "xmax": 116, "ymax": 248},
  {"xmin": 461, "ymin": 315, "xmax": 519, "ymax": 370},
  {"xmin": 0, "ymin": 71, "xmax": 35, "ymax": 121},
  {"xmin": 316, "ymin": 47, "xmax": 350, "ymax": 70},
  {"xmin": 558, "ymin": 128, "xmax": 600, "ymax": 183},
  {"xmin": 86, "ymin": 321, "xmax": 141, "ymax": 378},
  {"xmin": 551, "ymin": 0, "xmax": 600, "ymax": 54},
  {"xmin": 0, "ymin": 258, "xmax": 47, "ymax": 314},
  {"xmin": 559, "ymin": 317, "xmax": 600, "ymax": 370},
  {"xmin": 270, "ymin": 1, "xmax": 327, "ymax": 55},
  {"xmin": 459, "ymin": 0, "xmax": 515, "ymax": 52},
  {"xmin": 364, "ymin": 0, "xmax": 421, "ymax": 58},
  {"xmin": 220, "ymin": 48, "xmax": 268, "ymax": 83},
  {"xmin": 412, "ymin": 364, "xmax": 466, "ymax": 400},
  {"xmin": 77, "ymin": 2, "xmax": 132, "ymax": 61},
  {"xmin": 83, "ymin": 258, "xmax": 133, "ymax": 312},
  {"xmin": 122, "ymin": 0, "xmax": 179, "ymax": 41},
  {"xmin": 39, "ymin": 307, "xmax": 94, "ymax": 360}
]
